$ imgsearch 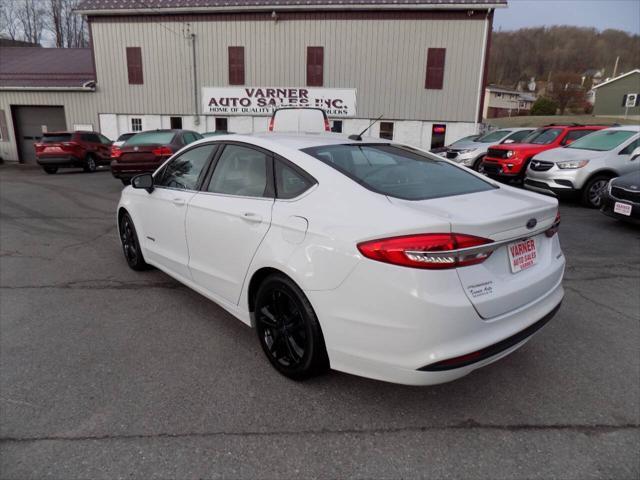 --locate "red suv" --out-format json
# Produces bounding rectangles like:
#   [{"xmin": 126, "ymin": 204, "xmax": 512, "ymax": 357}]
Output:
[
  {"xmin": 110, "ymin": 129, "xmax": 202, "ymax": 184},
  {"xmin": 482, "ymin": 124, "xmax": 607, "ymax": 181},
  {"xmin": 35, "ymin": 131, "xmax": 113, "ymax": 174}
]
